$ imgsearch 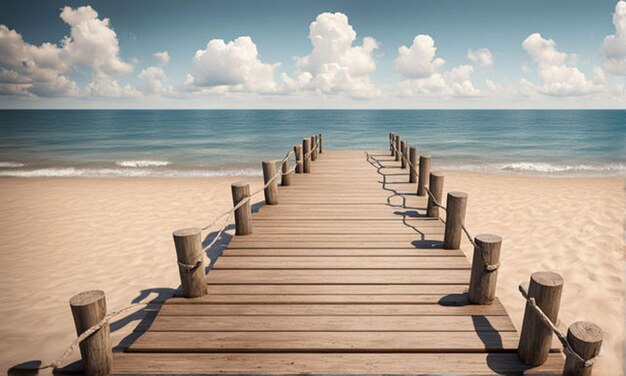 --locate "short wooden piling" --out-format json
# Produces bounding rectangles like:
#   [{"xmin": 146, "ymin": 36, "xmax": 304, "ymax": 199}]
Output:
[
  {"xmin": 417, "ymin": 155, "xmax": 431, "ymax": 196},
  {"xmin": 563, "ymin": 321, "xmax": 603, "ymax": 376},
  {"xmin": 319, "ymin": 133, "xmax": 323, "ymax": 154},
  {"xmin": 281, "ymin": 157, "xmax": 292, "ymax": 186},
  {"xmin": 262, "ymin": 160, "xmax": 279, "ymax": 205},
  {"xmin": 426, "ymin": 171, "xmax": 444, "ymax": 217},
  {"xmin": 311, "ymin": 136, "xmax": 318, "ymax": 161},
  {"xmin": 173, "ymin": 228, "xmax": 207, "ymax": 298},
  {"xmin": 231, "ymin": 182, "xmax": 252, "ymax": 235},
  {"xmin": 294, "ymin": 145, "xmax": 303, "ymax": 173},
  {"xmin": 395, "ymin": 135, "xmax": 401, "ymax": 161},
  {"xmin": 442, "ymin": 191, "xmax": 467, "ymax": 249},
  {"xmin": 303, "ymin": 138, "xmax": 311, "ymax": 173},
  {"xmin": 389, "ymin": 133, "xmax": 394, "ymax": 156},
  {"xmin": 69, "ymin": 290, "xmax": 112, "ymax": 376},
  {"xmin": 400, "ymin": 141, "xmax": 407, "ymax": 169},
  {"xmin": 409, "ymin": 147, "xmax": 417, "ymax": 183},
  {"xmin": 468, "ymin": 234, "xmax": 502, "ymax": 304},
  {"xmin": 518, "ymin": 271, "xmax": 564, "ymax": 366}
]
